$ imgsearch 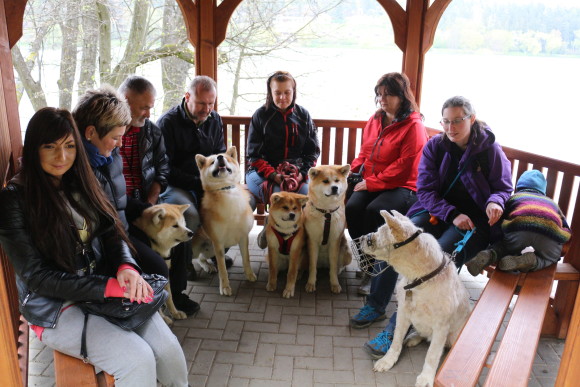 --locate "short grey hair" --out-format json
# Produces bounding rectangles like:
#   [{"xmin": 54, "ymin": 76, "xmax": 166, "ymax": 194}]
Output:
[
  {"xmin": 188, "ymin": 75, "xmax": 217, "ymax": 97},
  {"xmin": 441, "ymin": 96, "xmax": 476, "ymax": 117},
  {"xmin": 73, "ymin": 85, "xmax": 131, "ymax": 138},
  {"xmin": 118, "ymin": 75, "xmax": 157, "ymax": 96}
]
